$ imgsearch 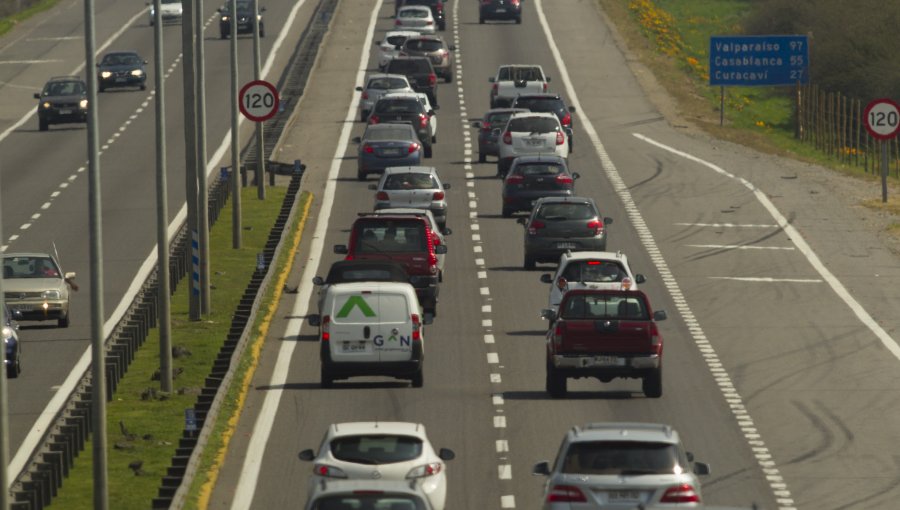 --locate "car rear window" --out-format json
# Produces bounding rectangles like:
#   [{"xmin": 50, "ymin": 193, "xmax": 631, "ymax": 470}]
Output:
[
  {"xmin": 374, "ymin": 99, "xmax": 422, "ymax": 114},
  {"xmin": 365, "ymin": 126, "xmax": 414, "ymax": 141},
  {"xmin": 535, "ymin": 202, "xmax": 595, "ymax": 220},
  {"xmin": 388, "ymin": 59, "xmax": 431, "ymax": 74},
  {"xmin": 507, "ymin": 117, "xmax": 559, "ymax": 133},
  {"xmin": 327, "ymin": 267, "xmax": 408, "ymax": 284},
  {"xmin": 514, "ymin": 97, "xmax": 565, "ymax": 115},
  {"xmin": 330, "ymin": 434, "xmax": 424, "ymax": 464},
  {"xmin": 311, "ymin": 496, "xmax": 426, "ymax": 510},
  {"xmin": 384, "ymin": 173, "xmax": 438, "ymax": 190},
  {"xmin": 405, "ymin": 39, "xmax": 443, "ymax": 52},
  {"xmin": 368, "ymin": 77, "xmax": 409, "ymax": 90},
  {"xmin": 498, "ymin": 67, "xmax": 542, "ymax": 81},
  {"xmin": 513, "ymin": 162, "xmax": 563, "ymax": 177},
  {"xmin": 560, "ymin": 294, "xmax": 647, "ymax": 320},
  {"xmin": 561, "ymin": 260, "xmax": 627, "ymax": 283},
  {"xmin": 355, "ymin": 221, "xmax": 428, "ymax": 253},
  {"xmin": 561, "ymin": 441, "xmax": 679, "ymax": 475},
  {"xmin": 386, "ymin": 35, "xmax": 410, "ymax": 46},
  {"xmin": 399, "ymin": 8, "xmax": 429, "ymax": 18}
]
